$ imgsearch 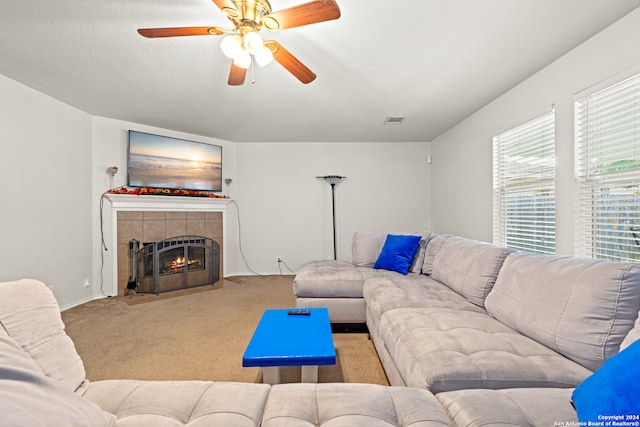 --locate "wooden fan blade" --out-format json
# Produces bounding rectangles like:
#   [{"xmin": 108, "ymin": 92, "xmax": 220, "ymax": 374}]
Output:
[
  {"xmin": 211, "ymin": 0, "xmax": 240, "ymax": 19},
  {"xmin": 265, "ymin": 41, "xmax": 316, "ymax": 84},
  {"xmin": 137, "ymin": 26, "xmax": 224, "ymax": 38},
  {"xmin": 228, "ymin": 63, "xmax": 247, "ymax": 85},
  {"xmin": 262, "ymin": 0, "xmax": 340, "ymax": 31},
  {"xmin": 211, "ymin": 0, "xmax": 236, "ymax": 10}
]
